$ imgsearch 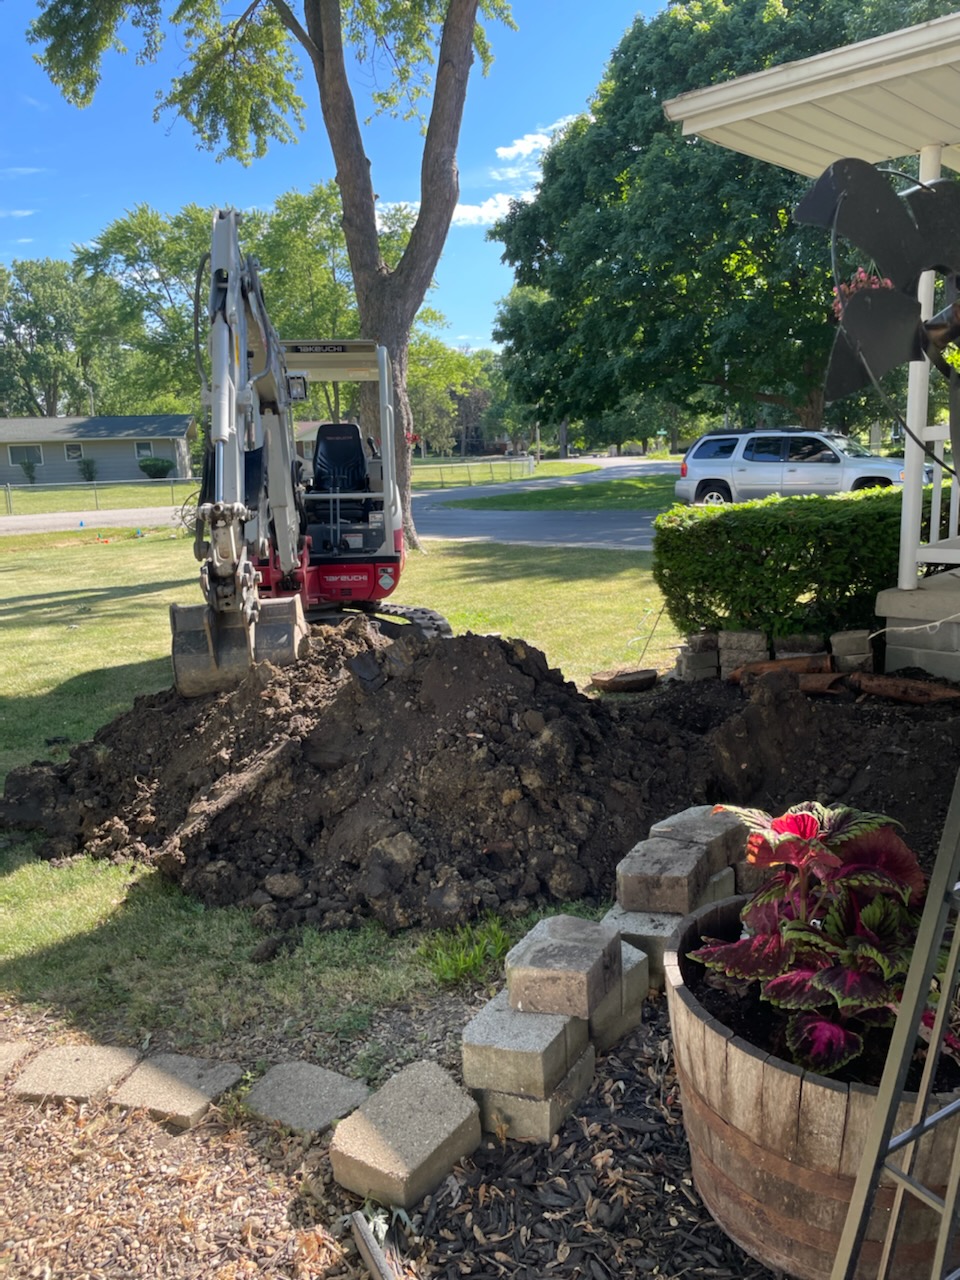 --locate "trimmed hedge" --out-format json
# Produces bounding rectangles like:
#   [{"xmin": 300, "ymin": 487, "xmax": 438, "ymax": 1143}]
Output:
[
  {"xmin": 652, "ymin": 489, "xmax": 907, "ymax": 640},
  {"xmin": 139, "ymin": 457, "xmax": 175, "ymax": 479}
]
